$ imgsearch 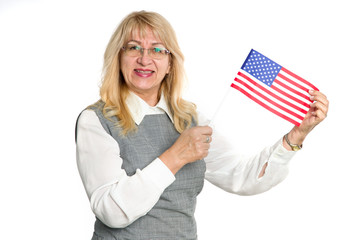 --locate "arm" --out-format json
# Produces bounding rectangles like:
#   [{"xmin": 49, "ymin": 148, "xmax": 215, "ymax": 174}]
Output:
[
  {"xmin": 76, "ymin": 110, "xmax": 175, "ymax": 228},
  {"xmin": 204, "ymin": 90, "xmax": 329, "ymax": 195},
  {"xmin": 204, "ymin": 126, "xmax": 295, "ymax": 195}
]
